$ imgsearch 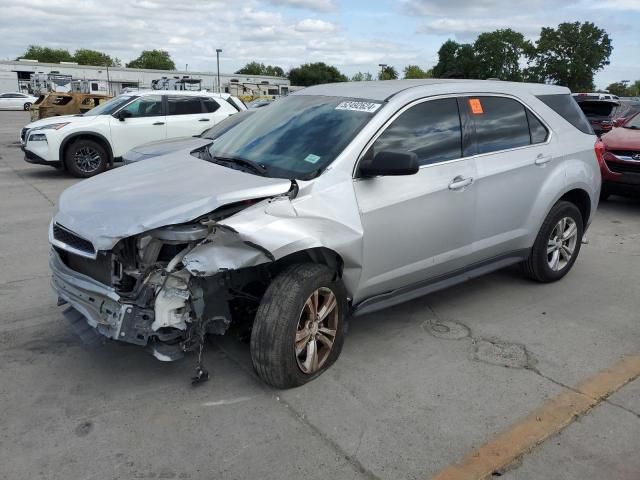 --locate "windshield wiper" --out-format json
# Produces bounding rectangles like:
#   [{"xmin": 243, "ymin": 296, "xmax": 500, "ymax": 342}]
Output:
[
  {"xmin": 211, "ymin": 155, "xmax": 268, "ymax": 176},
  {"xmin": 623, "ymin": 125, "xmax": 639, "ymax": 130}
]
